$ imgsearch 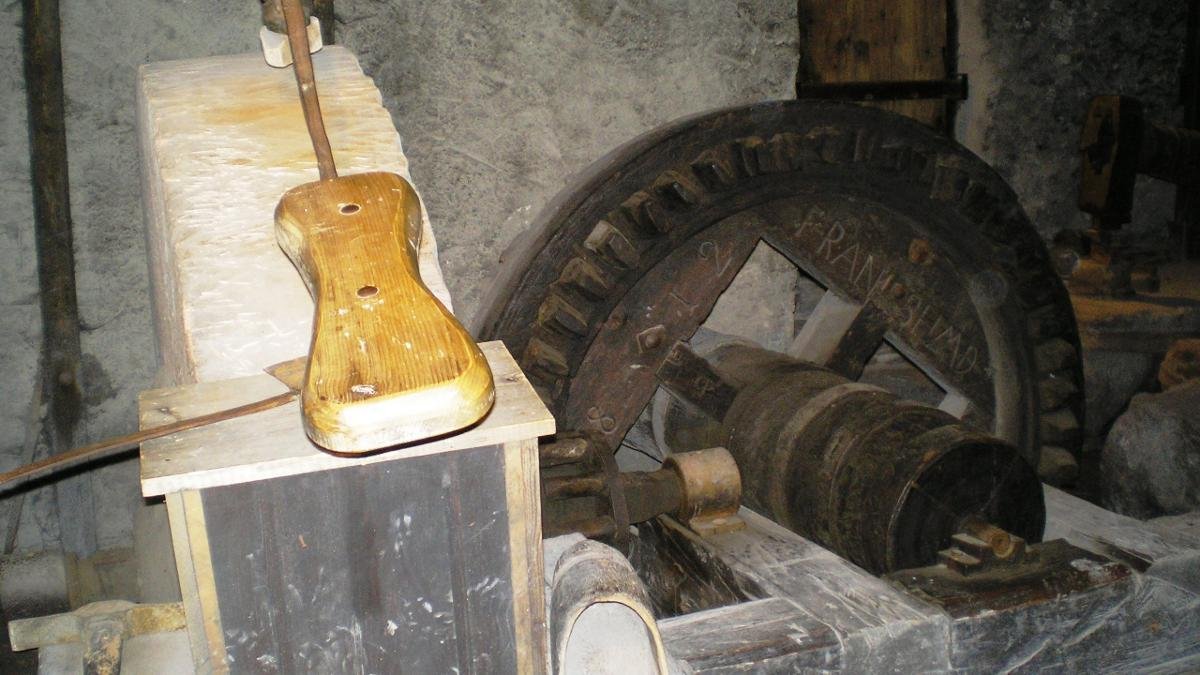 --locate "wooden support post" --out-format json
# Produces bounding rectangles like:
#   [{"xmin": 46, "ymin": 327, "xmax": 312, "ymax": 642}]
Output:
[
  {"xmin": 312, "ymin": 0, "xmax": 335, "ymax": 44},
  {"xmin": 796, "ymin": 0, "xmax": 953, "ymax": 131},
  {"xmin": 1176, "ymin": 0, "xmax": 1200, "ymax": 259},
  {"xmin": 23, "ymin": 0, "xmax": 93, "ymax": 556}
]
